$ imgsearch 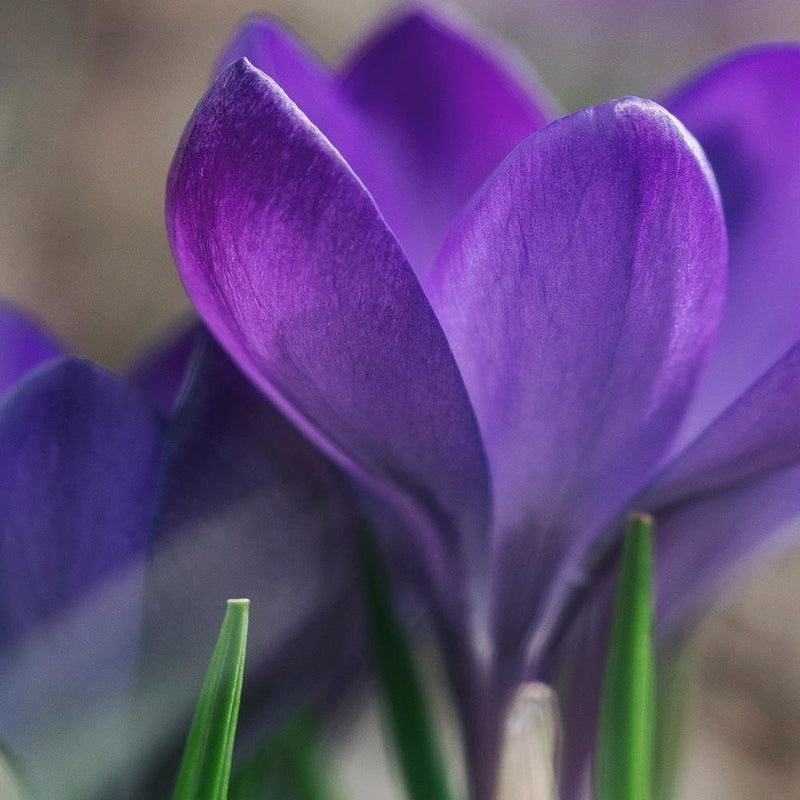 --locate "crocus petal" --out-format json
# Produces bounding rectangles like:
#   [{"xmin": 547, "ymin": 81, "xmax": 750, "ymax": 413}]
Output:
[
  {"xmin": 656, "ymin": 463, "xmax": 800, "ymax": 637},
  {"xmin": 134, "ymin": 335, "xmax": 364, "ymax": 770},
  {"xmin": 0, "ymin": 358, "xmax": 165, "ymax": 796},
  {"xmin": 665, "ymin": 46, "xmax": 800, "ymax": 444},
  {"xmin": 644, "ymin": 340, "xmax": 800, "ymax": 509},
  {"xmin": 341, "ymin": 9, "xmax": 553, "ymax": 276},
  {"xmin": 214, "ymin": 15, "xmax": 364, "ymax": 163},
  {"xmin": 128, "ymin": 320, "xmax": 202, "ymax": 416},
  {"xmin": 426, "ymin": 98, "xmax": 727, "ymax": 670},
  {"xmin": 556, "ymin": 465, "xmax": 800, "ymax": 800},
  {"xmin": 167, "ymin": 60, "xmax": 490, "ymax": 606},
  {"xmin": 215, "ymin": 17, "xmax": 405, "ymax": 271},
  {"xmin": 0, "ymin": 300, "xmax": 61, "ymax": 398}
]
